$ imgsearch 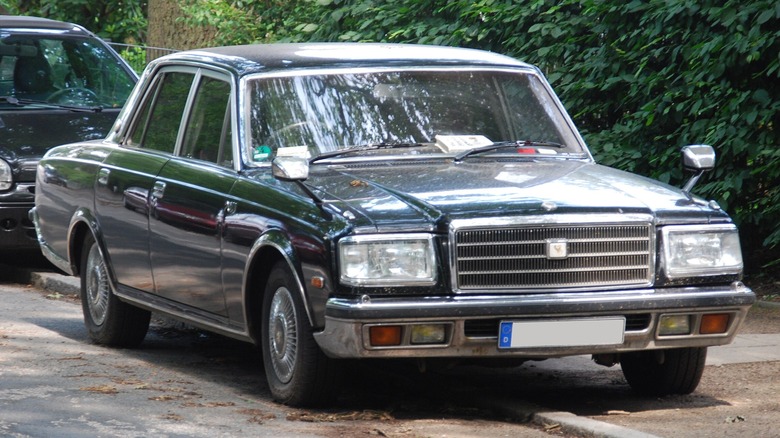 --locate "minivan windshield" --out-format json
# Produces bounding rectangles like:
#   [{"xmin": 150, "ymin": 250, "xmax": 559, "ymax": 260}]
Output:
[
  {"xmin": 247, "ymin": 69, "xmax": 583, "ymax": 164},
  {"xmin": 0, "ymin": 33, "xmax": 135, "ymax": 110}
]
